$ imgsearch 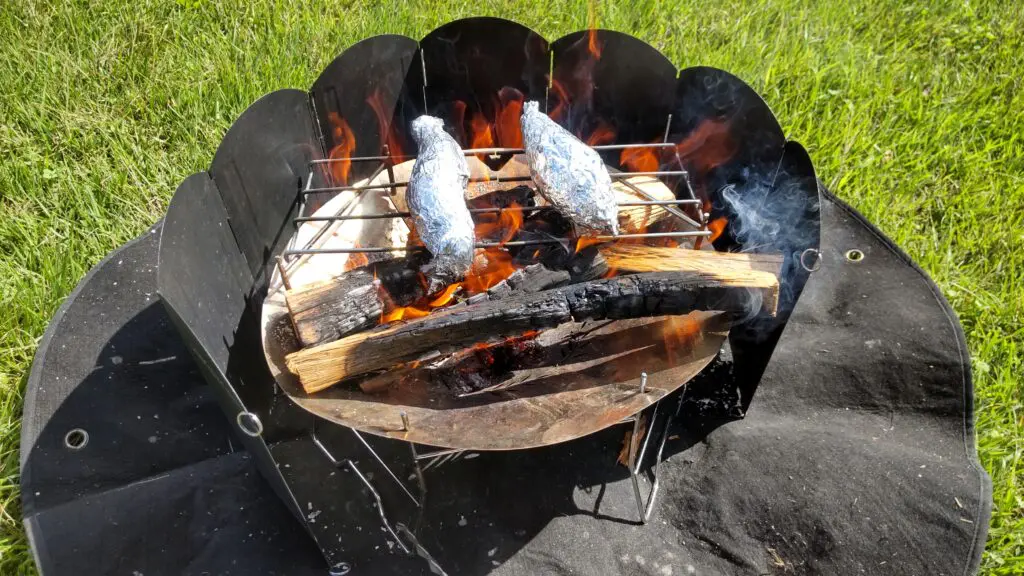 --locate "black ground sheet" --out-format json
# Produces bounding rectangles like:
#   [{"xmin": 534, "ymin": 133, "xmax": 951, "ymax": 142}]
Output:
[{"xmin": 21, "ymin": 192, "xmax": 990, "ymax": 575}]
